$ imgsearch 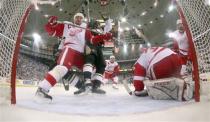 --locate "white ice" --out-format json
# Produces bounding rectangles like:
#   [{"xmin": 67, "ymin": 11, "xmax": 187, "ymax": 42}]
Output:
[{"xmin": 1, "ymin": 84, "xmax": 210, "ymax": 122}]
